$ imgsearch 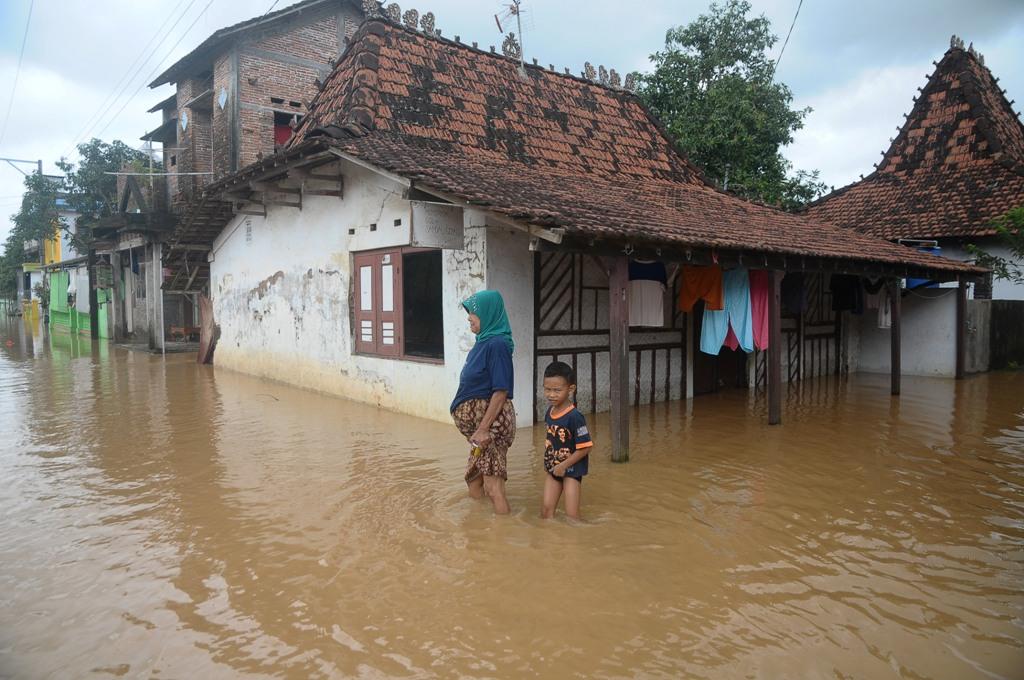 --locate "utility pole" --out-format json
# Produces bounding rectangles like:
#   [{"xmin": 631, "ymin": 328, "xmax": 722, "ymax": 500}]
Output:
[
  {"xmin": 2, "ymin": 158, "xmax": 45, "ymax": 265},
  {"xmin": 0, "ymin": 156, "xmax": 42, "ymax": 176}
]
